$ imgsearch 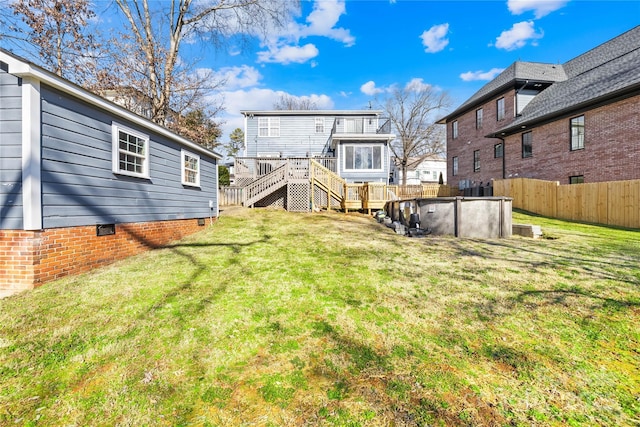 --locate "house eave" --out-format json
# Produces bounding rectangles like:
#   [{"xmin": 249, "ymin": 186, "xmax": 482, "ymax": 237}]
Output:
[
  {"xmin": 0, "ymin": 49, "xmax": 222, "ymax": 160},
  {"xmin": 487, "ymin": 83, "xmax": 640, "ymax": 138},
  {"xmin": 437, "ymin": 78, "xmax": 559, "ymax": 124}
]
